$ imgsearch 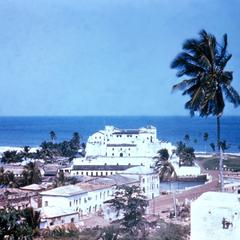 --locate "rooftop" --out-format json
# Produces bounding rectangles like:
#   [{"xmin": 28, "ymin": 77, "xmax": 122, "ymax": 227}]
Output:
[
  {"xmin": 40, "ymin": 185, "xmax": 87, "ymax": 197},
  {"xmin": 20, "ymin": 184, "xmax": 45, "ymax": 191},
  {"xmin": 121, "ymin": 165, "xmax": 155, "ymax": 175},
  {"xmin": 194, "ymin": 191, "xmax": 240, "ymax": 207},
  {"xmin": 72, "ymin": 165, "xmax": 137, "ymax": 171},
  {"xmin": 41, "ymin": 206, "xmax": 78, "ymax": 218},
  {"xmin": 76, "ymin": 182, "xmax": 113, "ymax": 191}
]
